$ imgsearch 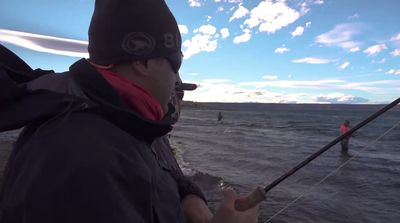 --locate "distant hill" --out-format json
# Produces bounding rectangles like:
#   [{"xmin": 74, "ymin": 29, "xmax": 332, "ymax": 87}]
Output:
[{"xmin": 181, "ymin": 101, "xmax": 400, "ymax": 112}]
